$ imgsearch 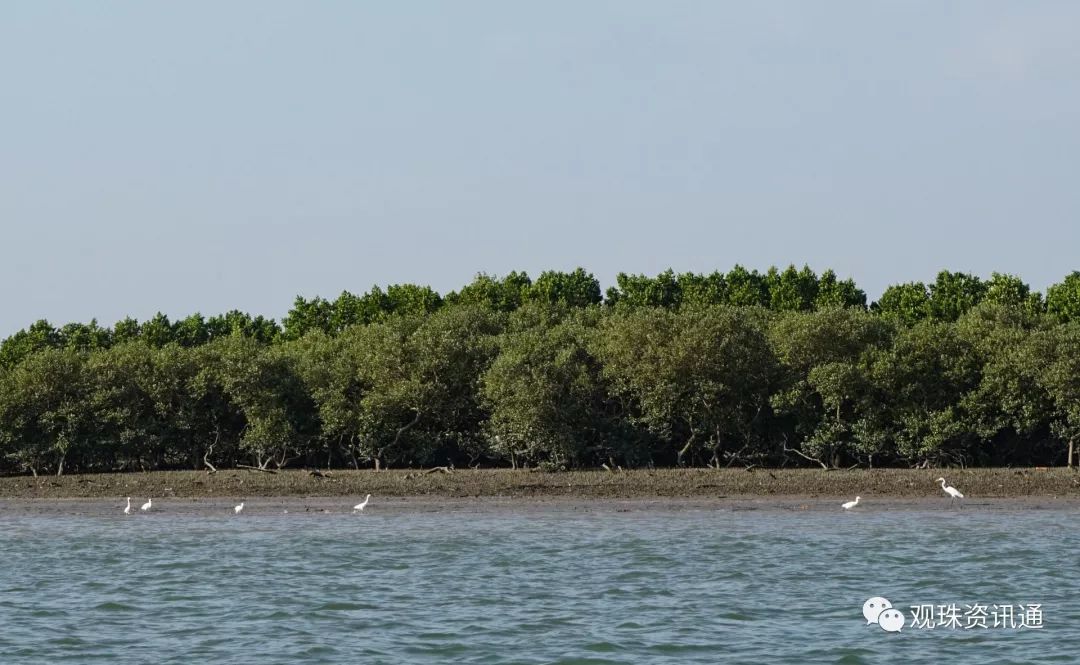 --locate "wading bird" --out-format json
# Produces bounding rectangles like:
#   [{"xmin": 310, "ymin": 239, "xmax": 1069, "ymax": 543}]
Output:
[
  {"xmin": 842, "ymin": 496, "xmax": 860, "ymax": 510},
  {"xmin": 936, "ymin": 478, "xmax": 964, "ymax": 501},
  {"xmin": 353, "ymin": 494, "xmax": 371, "ymax": 513},
  {"xmin": 140, "ymin": 498, "xmax": 152, "ymax": 512},
  {"xmin": 123, "ymin": 497, "xmax": 132, "ymax": 515},
  {"xmin": 234, "ymin": 502, "xmax": 244, "ymax": 514}
]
